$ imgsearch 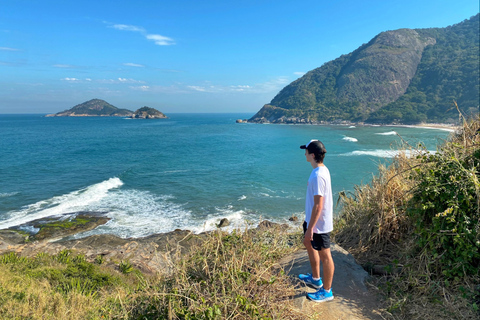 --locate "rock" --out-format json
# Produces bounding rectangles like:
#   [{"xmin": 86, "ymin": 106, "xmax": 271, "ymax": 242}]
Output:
[
  {"xmin": 257, "ymin": 220, "xmax": 289, "ymax": 230},
  {"xmin": 2, "ymin": 211, "xmax": 110, "ymax": 244},
  {"xmin": 131, "ymin": 106, "xmax": 167, "ymax": 119},
  {"xmin": 217, "ymin": 218, "xmax": 230, "ymax": 228},
  {"xmin": 289, "ymin": 215, "xmax": 299, "ymax": 222}
]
